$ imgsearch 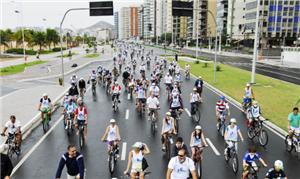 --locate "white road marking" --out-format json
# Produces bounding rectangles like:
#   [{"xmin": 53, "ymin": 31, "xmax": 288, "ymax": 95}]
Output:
[
  {"xmin": 11, "ymin": 115, "xmax": 64, "ymax": 175},
  {"xmin": 47, "ymin": 66, "xmax": 51, "ymax": 73},
  {"xmin": 184, "ymin": 108, "xmax": 191, "ymax": 117},
  {"xmin": 206, "ymin": 138, "xmax": 221, "ymax": 156},
  {"xmin": 127, "ymin": 93, "xmax": 130, "ymax": 100},
  {"xmin": 125, "ymin": 109, "xmax": 129, "ymax": 120},
  {"xmin": 121, "ymin": 142, "xmax": 127, "ymax": 161}
]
